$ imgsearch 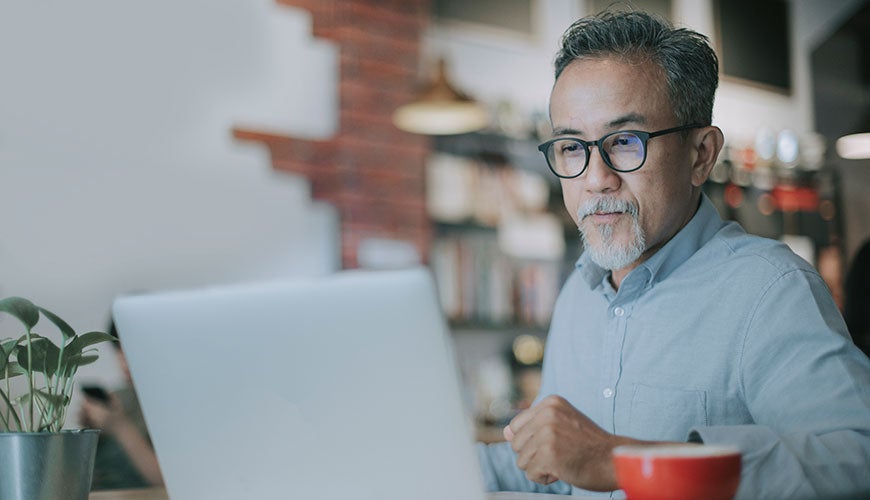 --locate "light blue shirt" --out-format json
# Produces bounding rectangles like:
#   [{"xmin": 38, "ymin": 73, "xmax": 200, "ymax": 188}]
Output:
[{"xmin": 478, "ymin": 194, "xmax": 870, "ymax": 499}]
